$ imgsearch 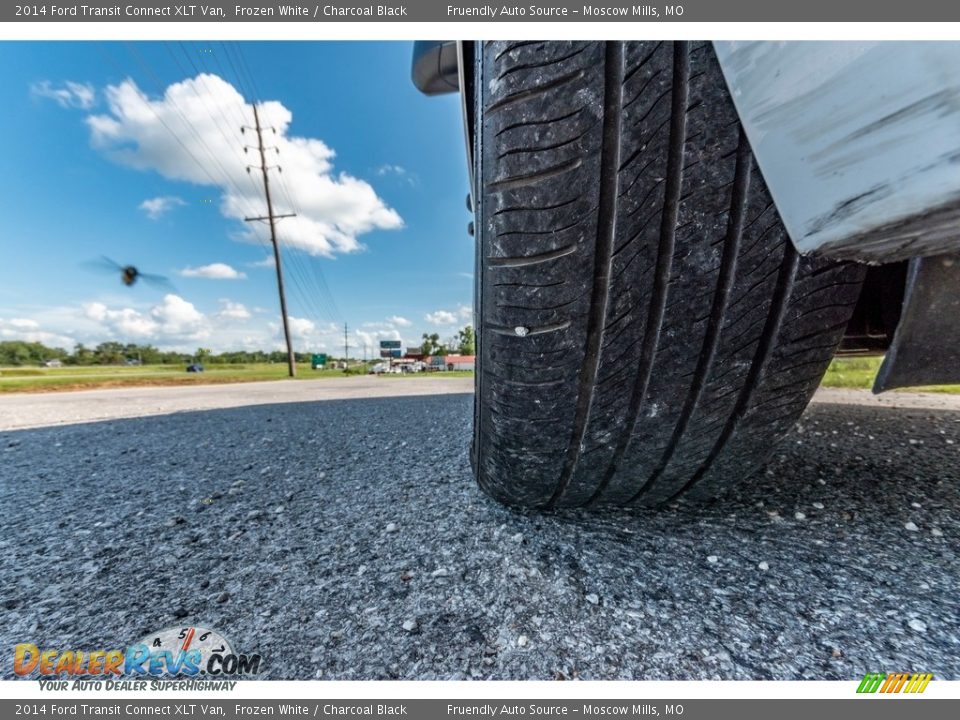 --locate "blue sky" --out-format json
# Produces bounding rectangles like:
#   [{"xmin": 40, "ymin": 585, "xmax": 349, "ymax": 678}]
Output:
[{"xmin": 0, "ymin": 41, "xmax": 473, "ymax": 356}]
